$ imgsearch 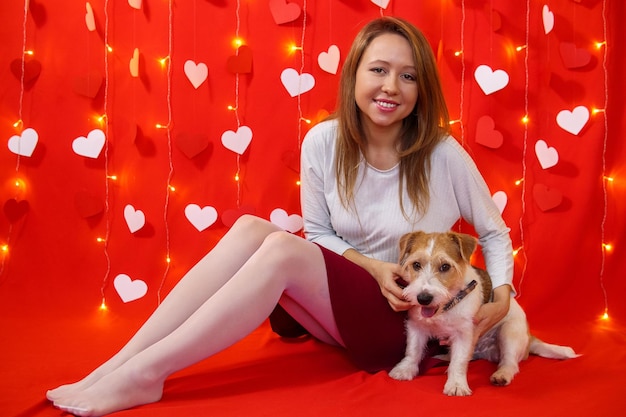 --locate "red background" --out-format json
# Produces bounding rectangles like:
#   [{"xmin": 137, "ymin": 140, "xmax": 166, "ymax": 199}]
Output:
[{"xmin": 1, "ymin": 1, "xmax": 625, "ymax": 416}]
